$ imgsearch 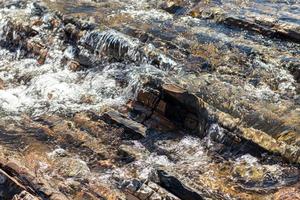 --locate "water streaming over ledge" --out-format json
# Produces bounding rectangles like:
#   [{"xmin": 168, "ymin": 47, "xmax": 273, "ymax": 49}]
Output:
[
  {"xmin": 0, "ymin": 0, "xmax": 299, "ymax": 200},
  {"xmin": 0, "ymin": 3, "xmax": 177, "ymax": 117}
]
